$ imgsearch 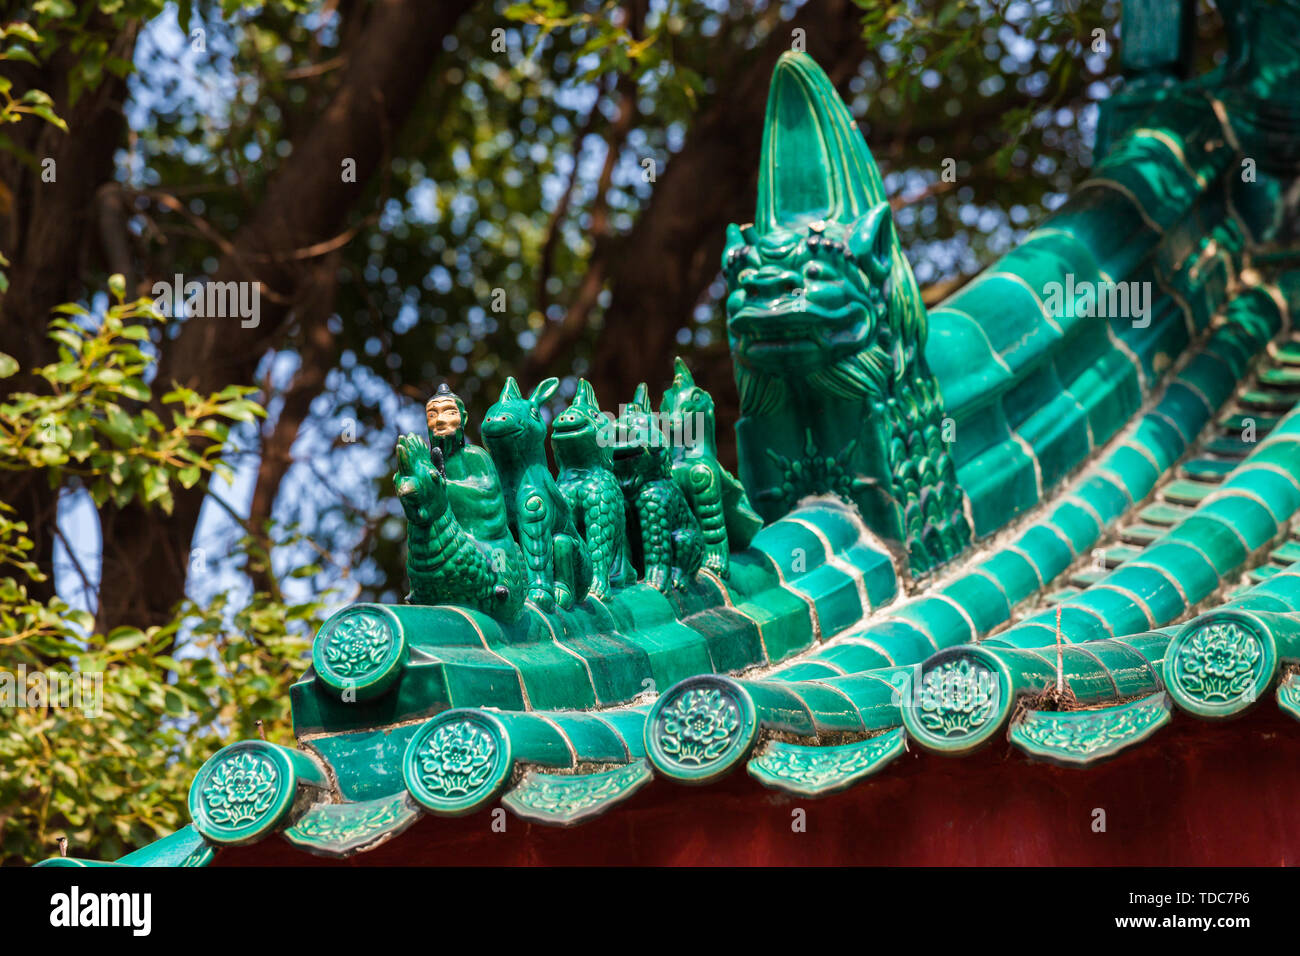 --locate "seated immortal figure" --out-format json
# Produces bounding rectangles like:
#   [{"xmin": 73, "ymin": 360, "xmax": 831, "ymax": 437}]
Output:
[
  {"xmin": 424, "ymin": 384, "xmax": 515, "ymax": 544},
  {"xmin": 394, "ymin": 384, "xmax": 525, "ymax": 620}
]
